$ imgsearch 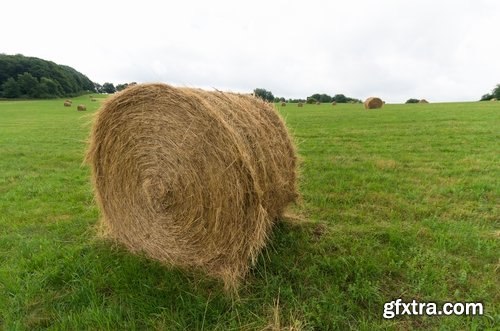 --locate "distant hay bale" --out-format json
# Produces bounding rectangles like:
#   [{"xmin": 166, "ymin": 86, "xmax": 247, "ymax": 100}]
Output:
[
  {"xmin": 77, "ymin": 104, "xmax": 87, "ymax": 111},
  {"xmin": 91, "ymin": 98, "xmax": 97, "ymax": 102},
  {"xmin": 316, "ymin": 101, "xmax": 321, "ymax": 105},
  {"xmin": 281, "ymin": 102, "xmax": 286, "ymax": 107},
  {"xmin": 419, "ymin": 99, "xmax": 429, "ymax": 104},
  {"xmin": 64, "ymin": 101, "xmax": 72, "ymax": 107},
  {"xmin": 85, "ymin": 83, "xmax": 298, "ymax": 290},
  {"xmin": 65, "ymin": 99, "xmax": 72, "ymax": 103},
  {"xmin": 298, "ymin": 102, "xmax": 303, "ymax": 107},
  {"xmin": 331, "ymin": 101, "xmax": 337, "ymax": 106},
  {"xmin": 491, "ymin": 98, "xmax": 497, "ymax": 102},
  {"xmin": 363, "ymin": 97, "xmax": 383, "ymax": 109}
]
